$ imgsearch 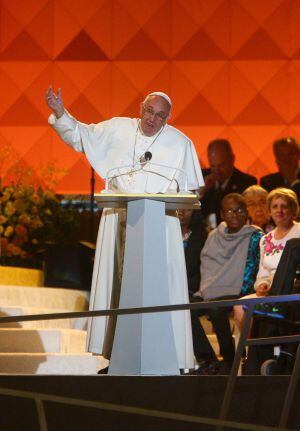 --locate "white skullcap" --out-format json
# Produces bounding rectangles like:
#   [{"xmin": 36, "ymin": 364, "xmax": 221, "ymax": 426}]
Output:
[{"xmin": 147, "ymin": 91, "xmax": 172, "ymax": 107}]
